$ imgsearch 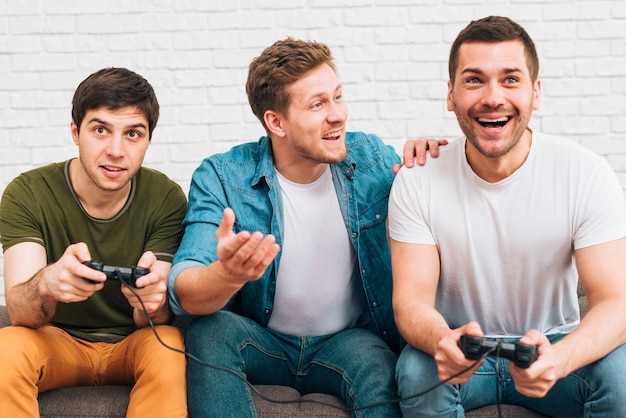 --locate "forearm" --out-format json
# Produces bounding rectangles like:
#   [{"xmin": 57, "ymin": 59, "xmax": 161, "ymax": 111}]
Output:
[
  {"xmin": 6, "ymin": 268, "xmax": 57, "ymax": 328},
  {"xmin": 175, "ymin": 263, "xmax": 244, "ymax": 315},
  {"xmin": 553, "ymin": 298, "xmax": 626, "ymax": 378},
  {"xmin": 395, "ymin": 298, "xmax": 451, "ymax": 356}
]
